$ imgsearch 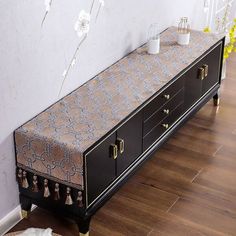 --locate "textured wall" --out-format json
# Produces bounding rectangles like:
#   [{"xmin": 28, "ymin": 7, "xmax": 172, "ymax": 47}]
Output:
[{"xmin": 0, "ymin": 0, "xmax": 207, "ymax": 220}]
